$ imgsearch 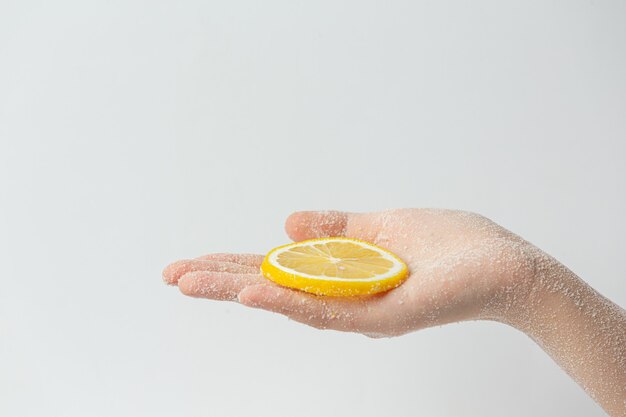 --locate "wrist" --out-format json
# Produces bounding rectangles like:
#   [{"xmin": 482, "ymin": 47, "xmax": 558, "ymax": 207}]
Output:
[
  {"xmin": 498, "ymin": 250, "xmax": 584, "ymax": 336},
  {"xmin": 494, "ymin": 249, "xmax": 626, "ymax": 416}
]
